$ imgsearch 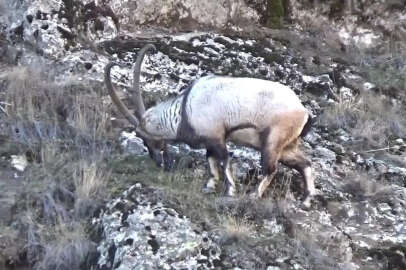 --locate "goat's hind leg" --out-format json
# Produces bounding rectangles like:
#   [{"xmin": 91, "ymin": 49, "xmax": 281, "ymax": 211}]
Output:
[
  {"xmin": 280, "ymin": 144, "xmax": 315, "ymax": 208},
  {"xmin": 257, "ymin": 133, "xmax": 282, "ymax": 198},
  {"xmin": 223, "ymin": 156, "xmax": 236, "ymax": 196}
]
